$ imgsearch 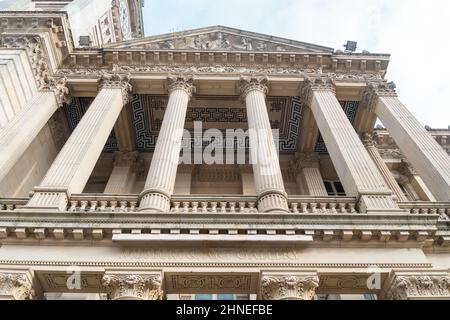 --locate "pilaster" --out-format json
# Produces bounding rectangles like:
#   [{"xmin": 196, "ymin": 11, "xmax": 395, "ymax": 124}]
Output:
[
  {"xmin": 104, "ymin": 151, "xmax": 140, "ymax": 194},
  {"xmin": 381, "ymin": 270, "xmax": 450, "ymax": 300},
  {"xmin": 363, "ymin": 133, "xmax": 407, "ymax": 202},
  {"xmin": 294, "ymin": 153, "xmax": 328, "ymax": 196},
  {"xmin": 102, "ymin": 271, "xmax": 163, "ymax": 300},
  {"xmin": 260, "ymin": 271, "xmax": 319, "ymax": 300},
  {"xmin": 240, "ymin": 77, "xmax": 289, "ymax": 213}
]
